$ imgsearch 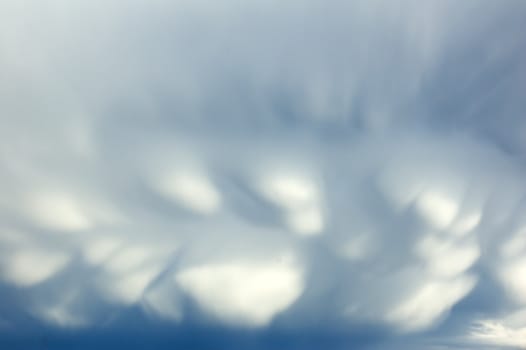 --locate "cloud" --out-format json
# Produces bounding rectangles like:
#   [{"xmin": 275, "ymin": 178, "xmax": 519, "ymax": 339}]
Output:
[
  {"xmin": 154, "ymin": 169, "xmax": 222, "ymax": 215},
  {"xmin": 385, "ymin": 274, "xmax": 477, "ymax": 332},
  {"xmin": 0, "ymin": 0, "xmax": 526, "ymax": 349},
  {"xmin": 470, "ymin": 309, "xmax": 526, "ymax": 348},
  {"xmin": 257, "ymin": 171, "xmax": 325, "ymax": 236},
  {"xmin": 175, "ymin": 257, "xmax": 303, "ymax": 327},
  {"xmin": 1, "ymin": 248, "xmax": 70, "ymax": 288}
]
